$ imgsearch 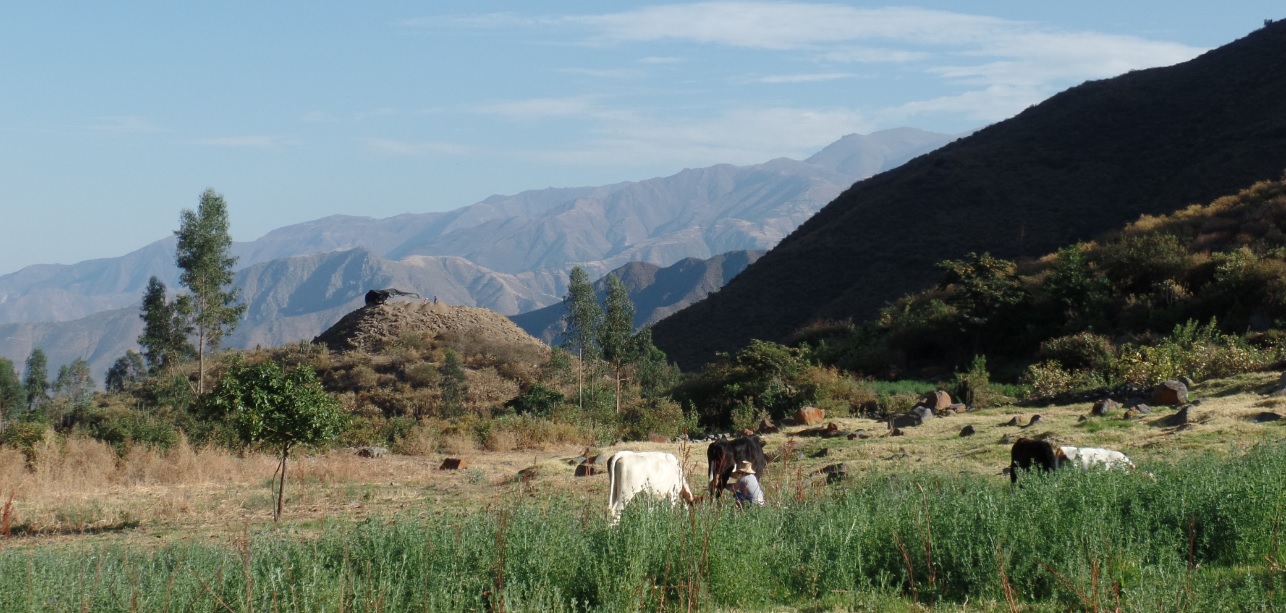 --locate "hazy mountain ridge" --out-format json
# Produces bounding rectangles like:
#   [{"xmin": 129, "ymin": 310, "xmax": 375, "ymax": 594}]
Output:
[
  {"xmin": 0, "ymin": 128, "xmax": 951, "ymax": 331},
  {"xmin": 653, "ymin": 21, "xmax": 1286, "ymax": 369},
  {"xmin": 510, "ymin": 250, "xmax": 765, "ymax": 344}
]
